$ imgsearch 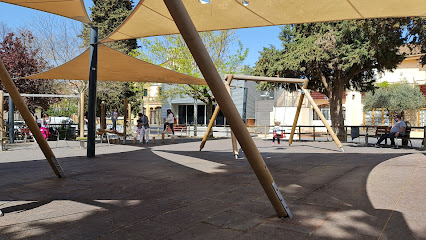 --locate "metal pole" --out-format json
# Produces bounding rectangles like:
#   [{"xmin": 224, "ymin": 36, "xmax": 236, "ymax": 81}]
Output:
[
  {"xmin": 0, "ymin": 59, "xmax": 64, "ymax": 177},
  {"xmin": 164, "ymin": 0, "xmax": 291, "ymax": 218},
  {"xmin": 87, "ymin": 26, "xmax": 98, "ymax": 158},
  {"xmin": 79, "ymin": 92, "xmax": 85, "ymax": 138},
  {"xmin": 0, "ymin": 90, "xmax": 3, "ymax": 140},
  {"xmin": 8, "ymin": 96, "xmax": 14, "ymax": 143},
  {"xmin": 302, "ymin": 89, "xmax": 343, "ymax": 150}
]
